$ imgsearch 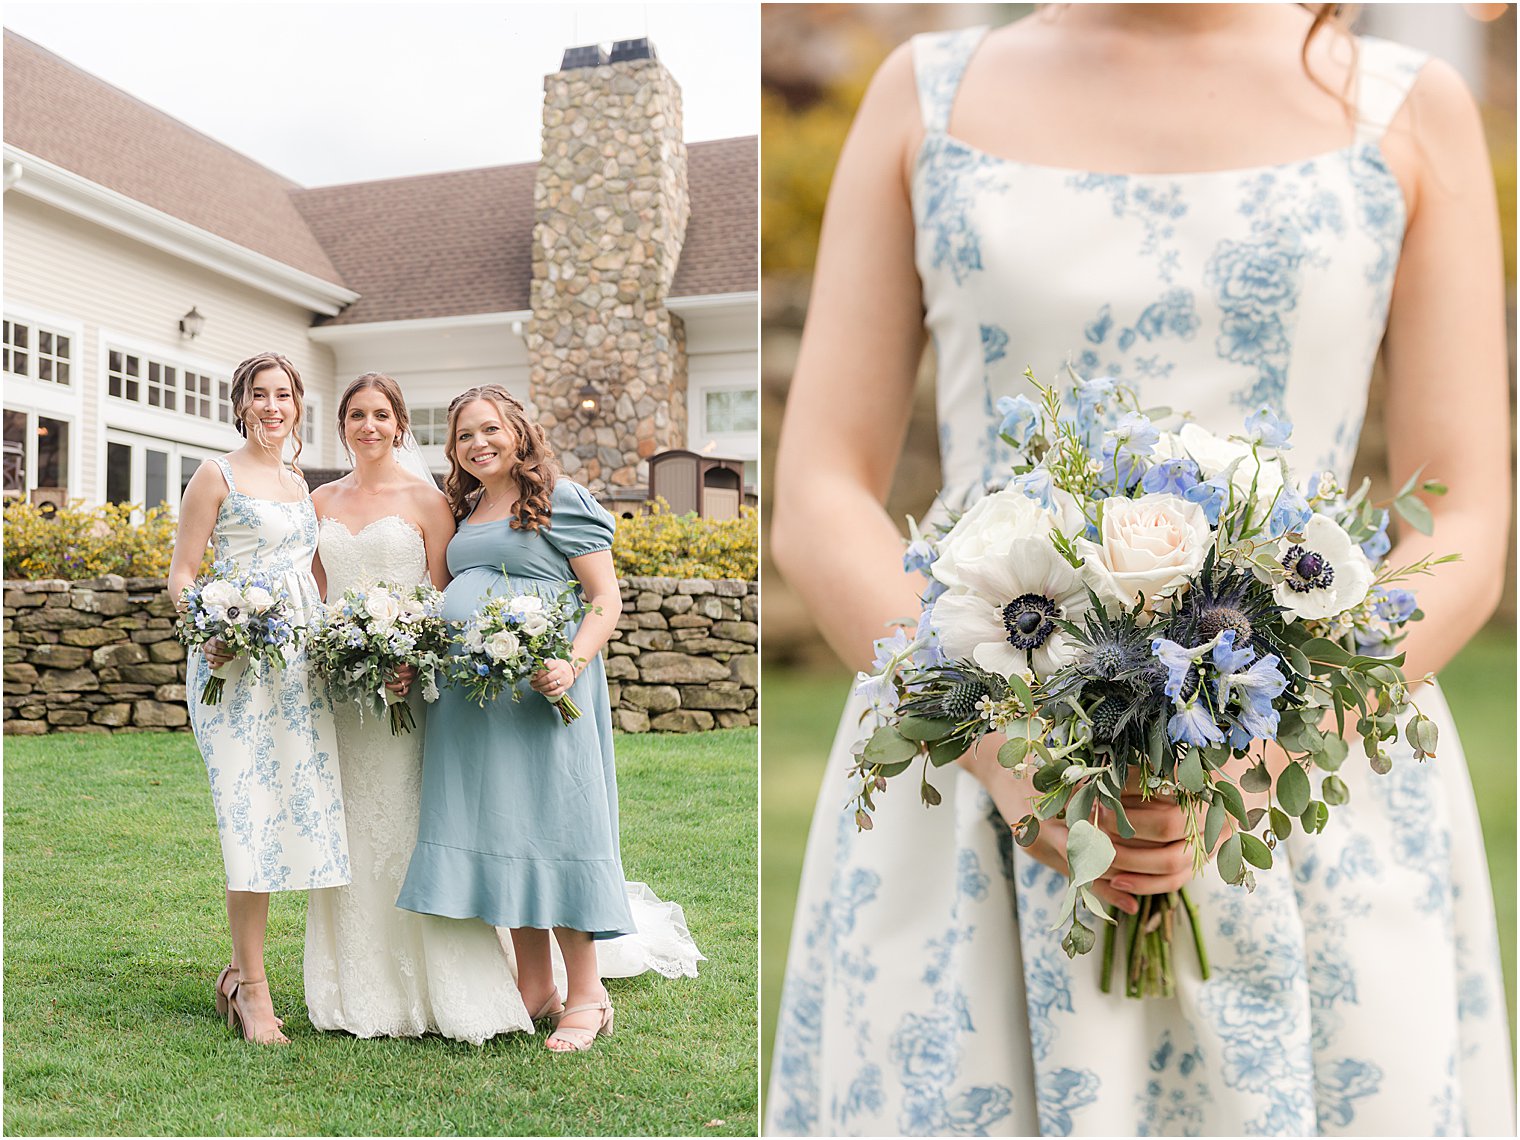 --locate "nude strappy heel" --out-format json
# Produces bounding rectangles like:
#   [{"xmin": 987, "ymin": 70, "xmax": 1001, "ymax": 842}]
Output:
[{"xmin": 544, "ymin": 996, "xmax": 614, "ymax": 1053}]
